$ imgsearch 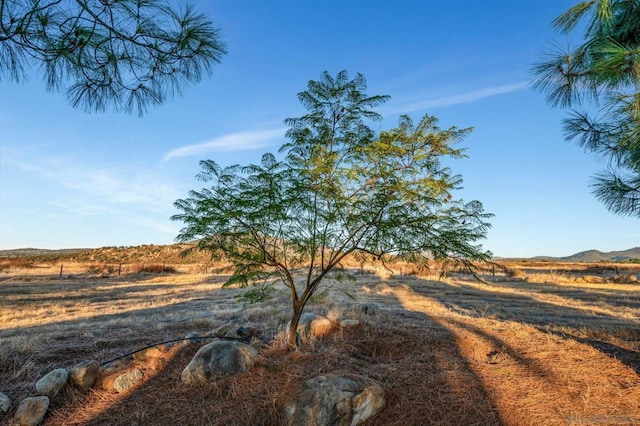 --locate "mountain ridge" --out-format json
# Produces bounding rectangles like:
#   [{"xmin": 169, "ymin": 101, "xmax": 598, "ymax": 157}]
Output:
[
  {"xmin": 1, "ymin": 245, "xmax": 639, "ymax": 263},
  {"xmin": 528, "ymin": 247, "xmax": 640, "ymax": 262}
]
